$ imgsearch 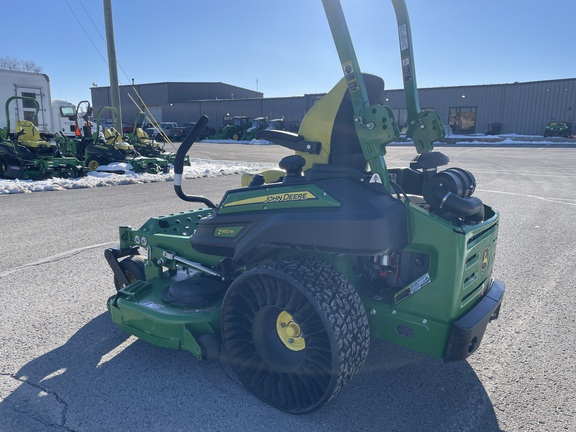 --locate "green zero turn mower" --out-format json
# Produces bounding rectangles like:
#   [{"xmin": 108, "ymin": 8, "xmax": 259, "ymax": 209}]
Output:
[
  {"xmin": 106, "ymin": 0, "xmax": 504, "ymax": 414},
  {"xmin": 0, "ymin": 96, "xmax": 86, "ymax": 180},
  {"xmin": 123, "ymin": 111, "xmax": 190, "ymax": 166},
  {"xmin": 57, "ymin": 104, "xmax": 170, "ymax": 174}
]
